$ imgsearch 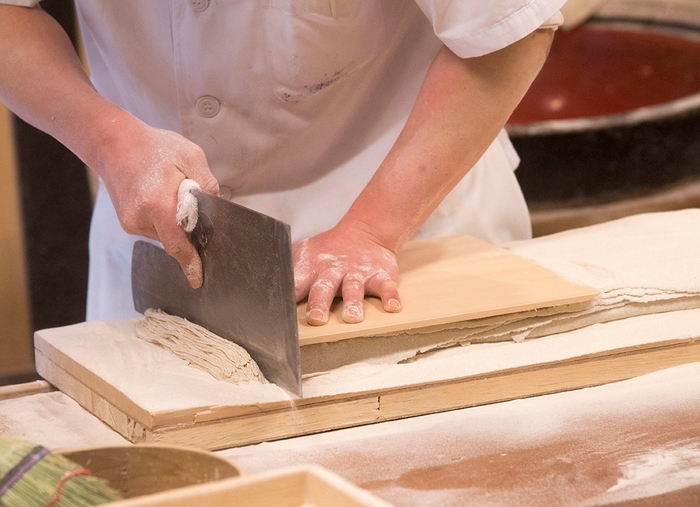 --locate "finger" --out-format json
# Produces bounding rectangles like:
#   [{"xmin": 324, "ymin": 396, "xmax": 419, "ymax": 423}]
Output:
[
  {"xmin": 154, "ymin": 215, "xmax": 203, "ymax": 288},
  {"xmin": 306, "ymin": 272, "xmax": 342, "ymax": 326},
  {"xmin": 341, "ymin": 275, "xmax": 365, "ymax": 324},
  {"xmin": 294, "ymin": 265, "xmax": 313, "ymax": 302},
  {"xmin": 367, "ymin": 274, "xmax": 401, "ymax": 313},
  {"xmin": 182, "ymin": 149, "xmax": 219, "ymax": 195},
  {"xmin": 292, "ymin": 240, "xmax": 313, "ymax": 301},
  {"xmin": 169, "ymin": 132, "xmax": 219, "ymax": 196},
  {"xmin": 112, "ymin": 184, "xmax": 159, "ymax": 240}
]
